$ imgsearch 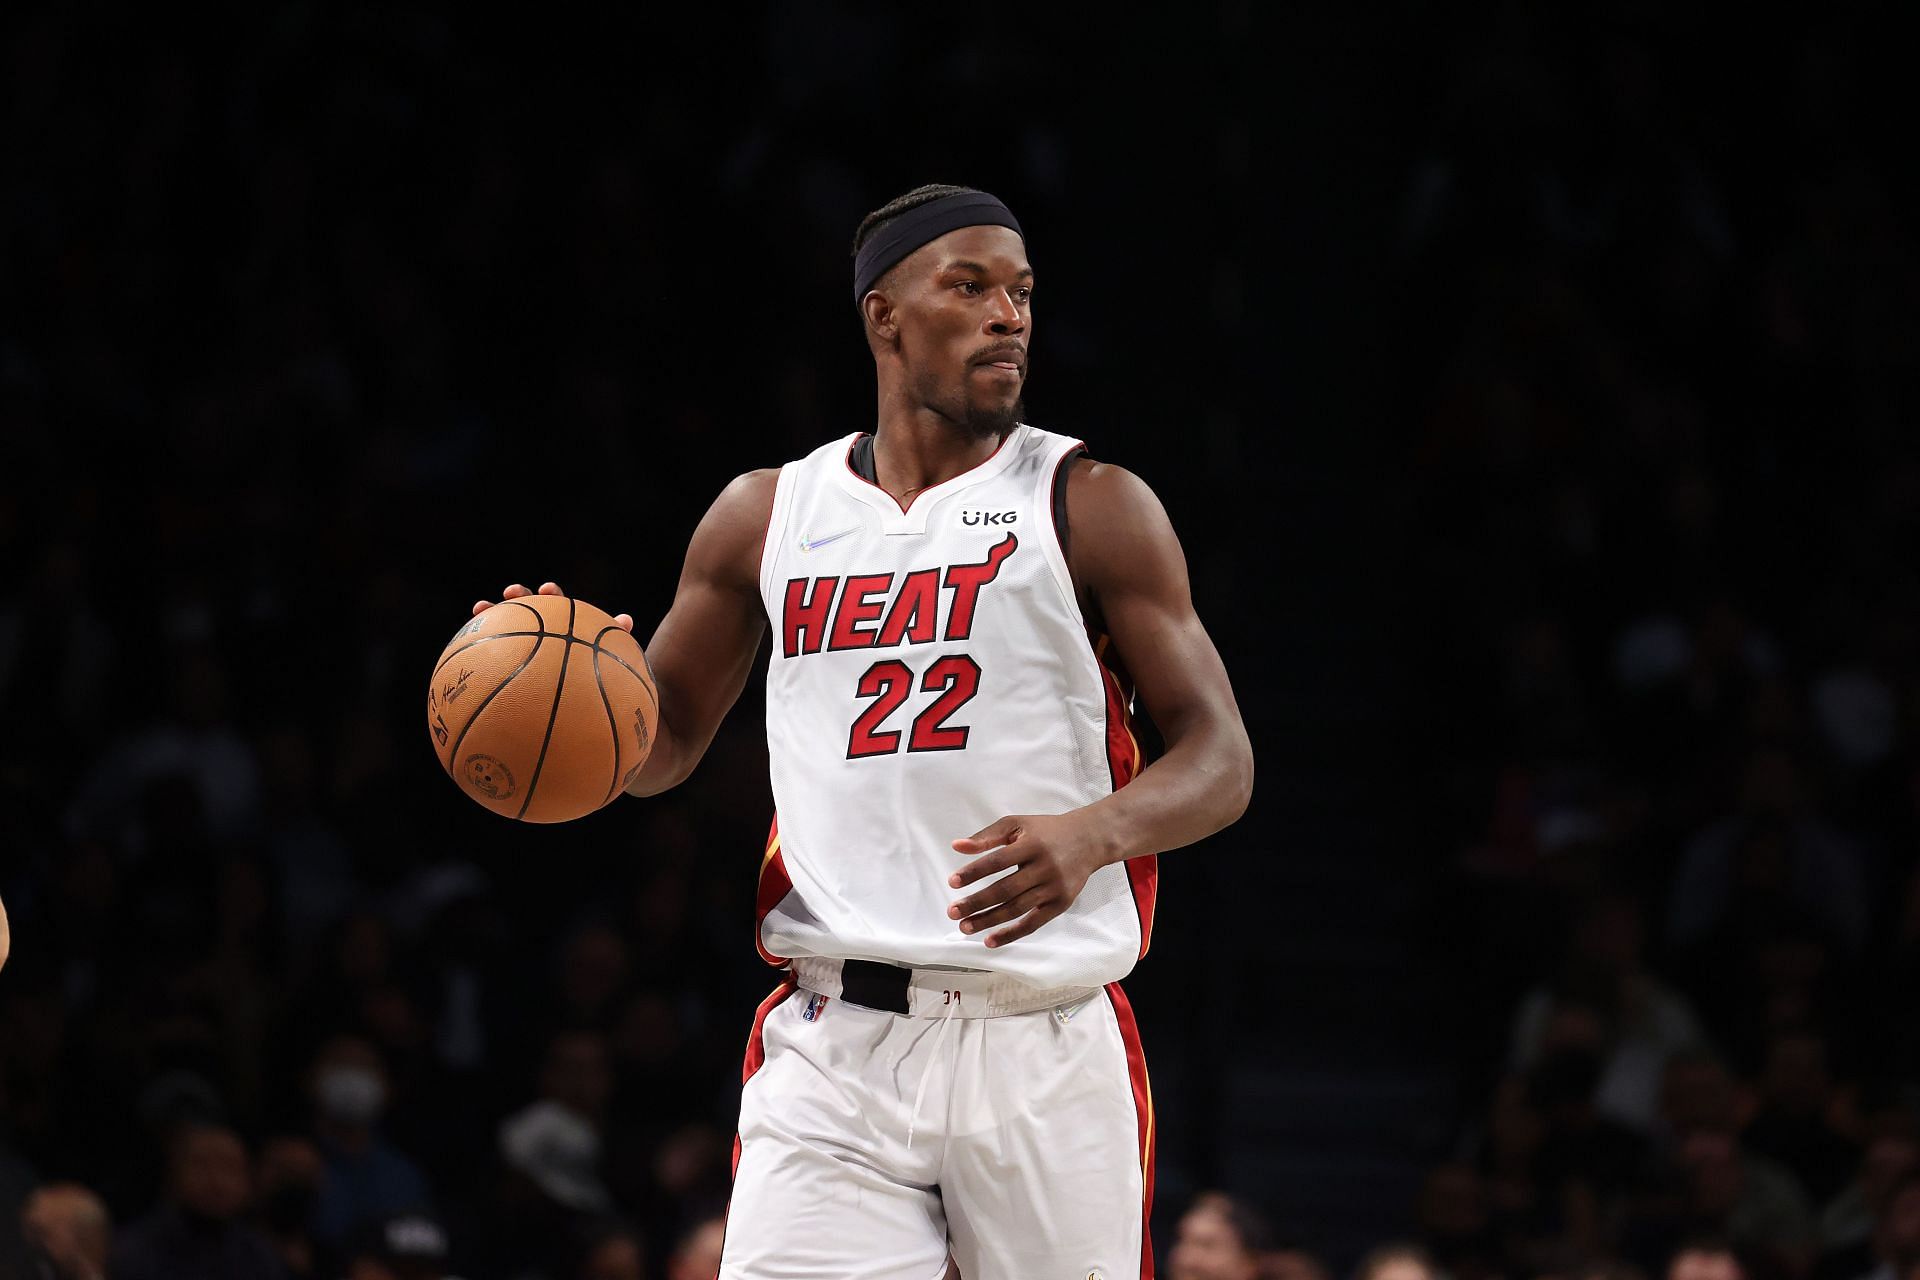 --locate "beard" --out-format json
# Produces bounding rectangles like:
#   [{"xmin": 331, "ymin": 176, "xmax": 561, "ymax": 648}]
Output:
[
  {"xmin": 915, "ymin": 366, "xmax": 1027, "ymax": 441},
  {"xmin": 960, "ymin": 393, "xmax": 1024, "ymax": 440}
]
